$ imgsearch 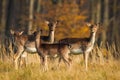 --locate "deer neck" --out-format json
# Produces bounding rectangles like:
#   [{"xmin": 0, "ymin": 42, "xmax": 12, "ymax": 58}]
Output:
[
  {"xmin": 89, "ymin": 32, "xmax": 96, "ymax": 45},
  {"xmin": 48, "ymin": 30, "xmax": 55, "ymax": 43},
  {"xmin": 35, "ymin": 33, "xmax": 41, "ymax": 49},
  {"xmin": 35, "ymin": 32, "xmax": 45, "ymax": 57}
]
